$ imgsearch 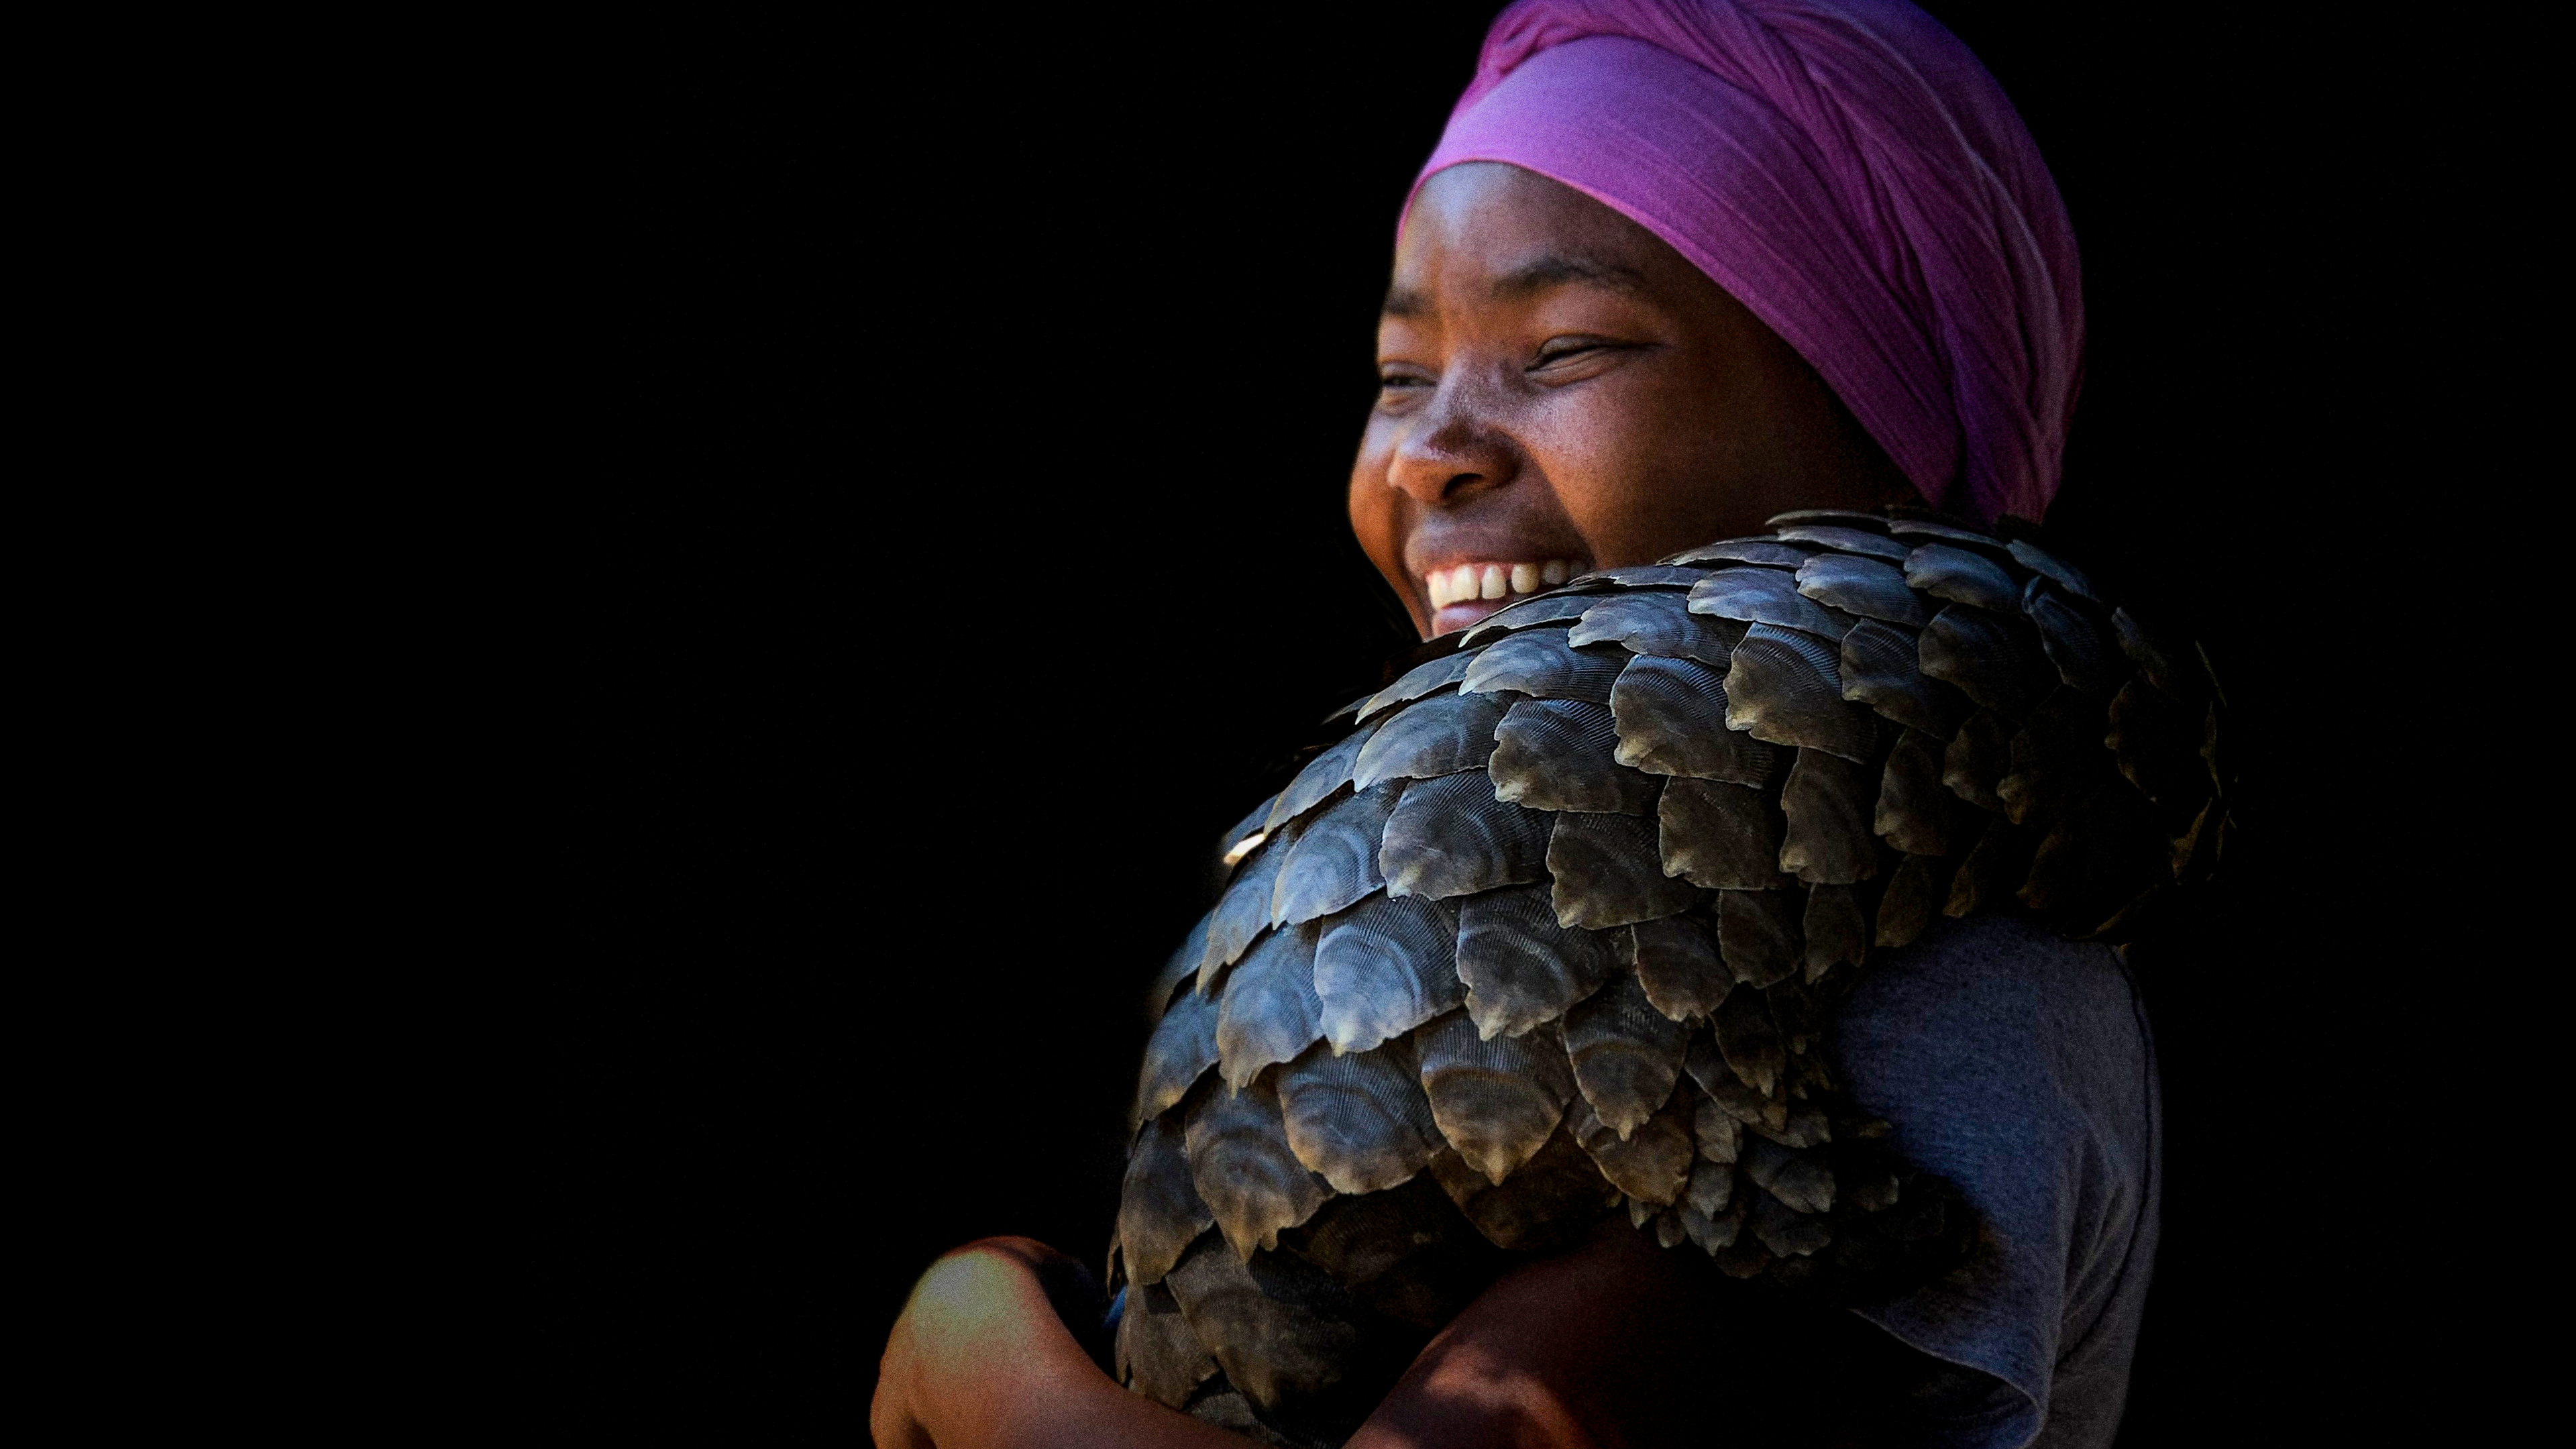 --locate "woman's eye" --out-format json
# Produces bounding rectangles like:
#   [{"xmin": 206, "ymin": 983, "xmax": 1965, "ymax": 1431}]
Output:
[
  {"xmin": 1532, "ymin": 340, "xmax": 1610, "ymax": 367},
  {"xmin": 1378, "ymin": 371, "xmax": 1430, "ymax": 390}
]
